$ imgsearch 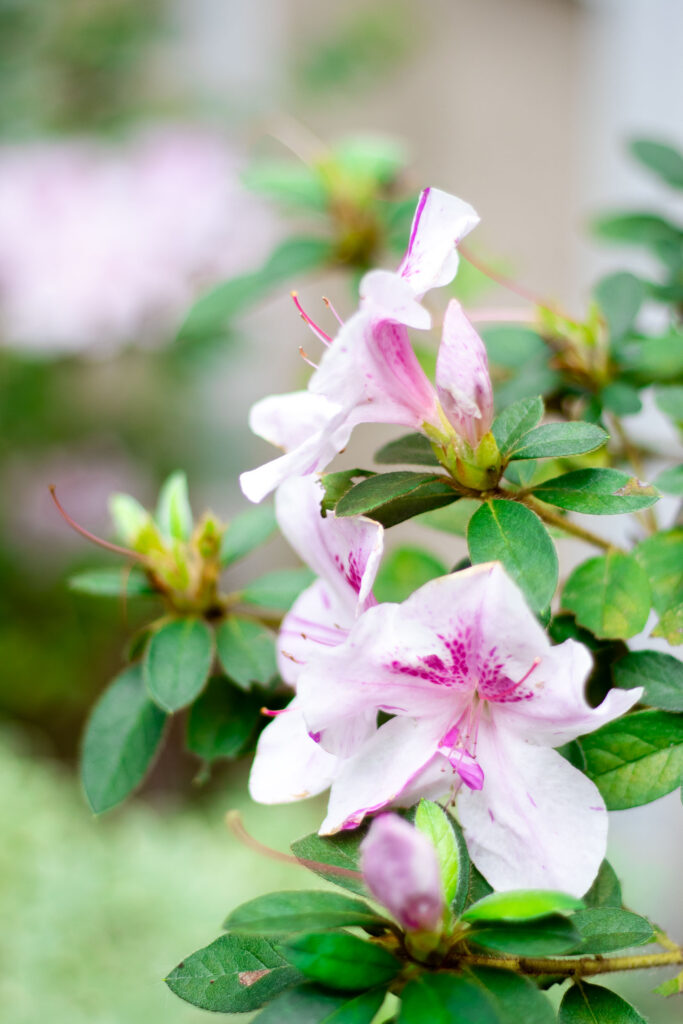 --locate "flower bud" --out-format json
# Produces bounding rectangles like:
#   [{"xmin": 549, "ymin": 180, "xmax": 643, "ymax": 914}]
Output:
[{"xmin": 360, "ymin": 814, "xmax": 444, "ymax": 932}]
